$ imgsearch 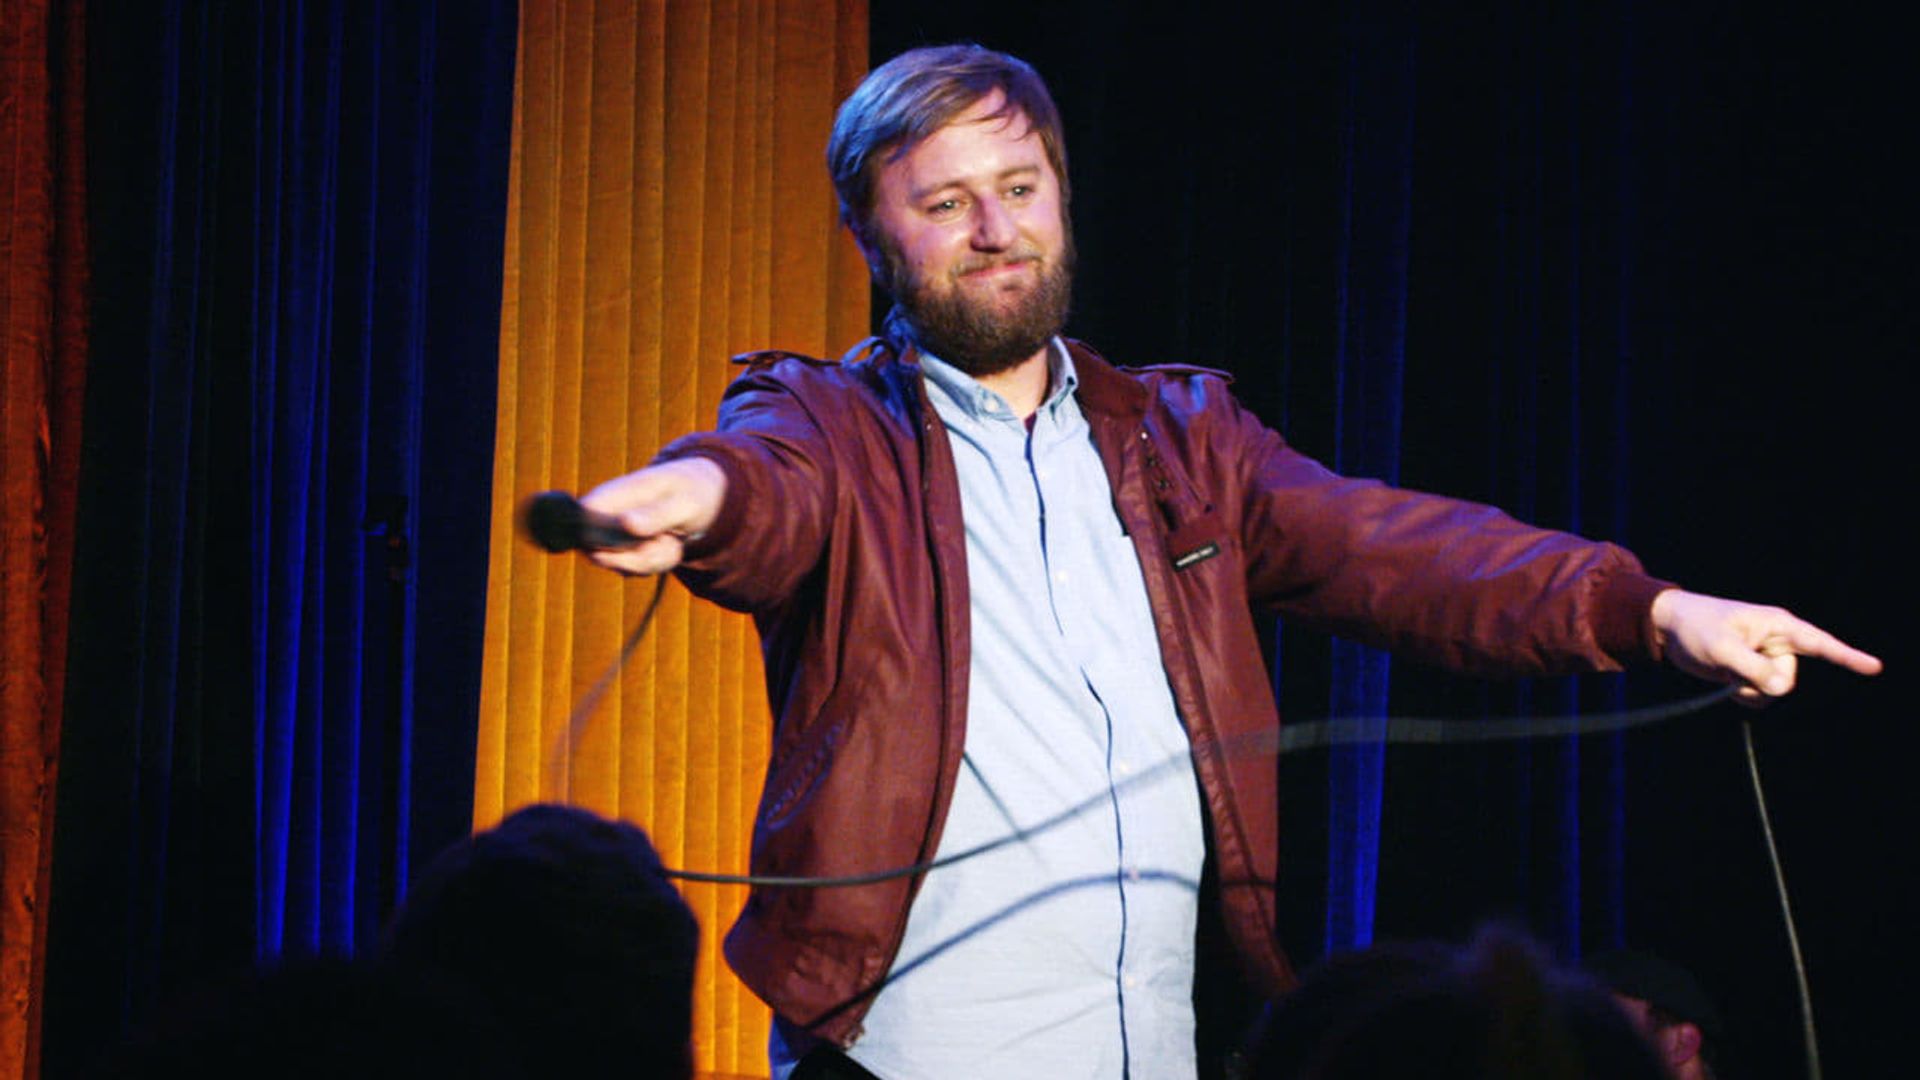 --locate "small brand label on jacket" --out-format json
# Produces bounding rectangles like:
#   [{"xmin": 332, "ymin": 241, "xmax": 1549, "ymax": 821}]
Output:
[{"xmin": 1172, "ymin": 541, "xmax": 1221, "ymax": 570}]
